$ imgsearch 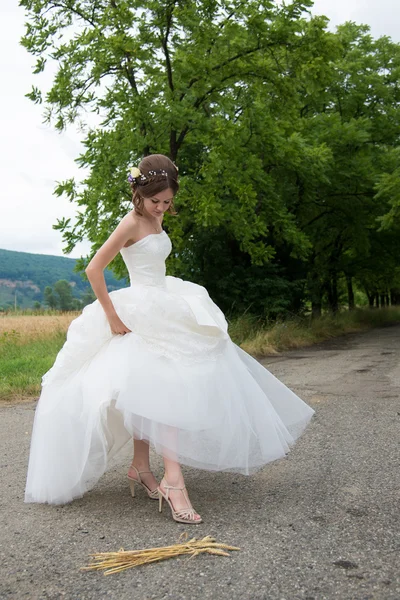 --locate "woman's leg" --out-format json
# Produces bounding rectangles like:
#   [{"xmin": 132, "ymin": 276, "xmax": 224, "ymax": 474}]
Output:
[
  {"xmin": 161, "ymin": 455, "xmax": 201, "ymax": 520},
  {"xmin": 160, "ymin": 428, "xmax": 201, "ymax": 521},
  {"xmin": 128, "ymin": 439, "xmax": 158, "ymax": 492}
]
